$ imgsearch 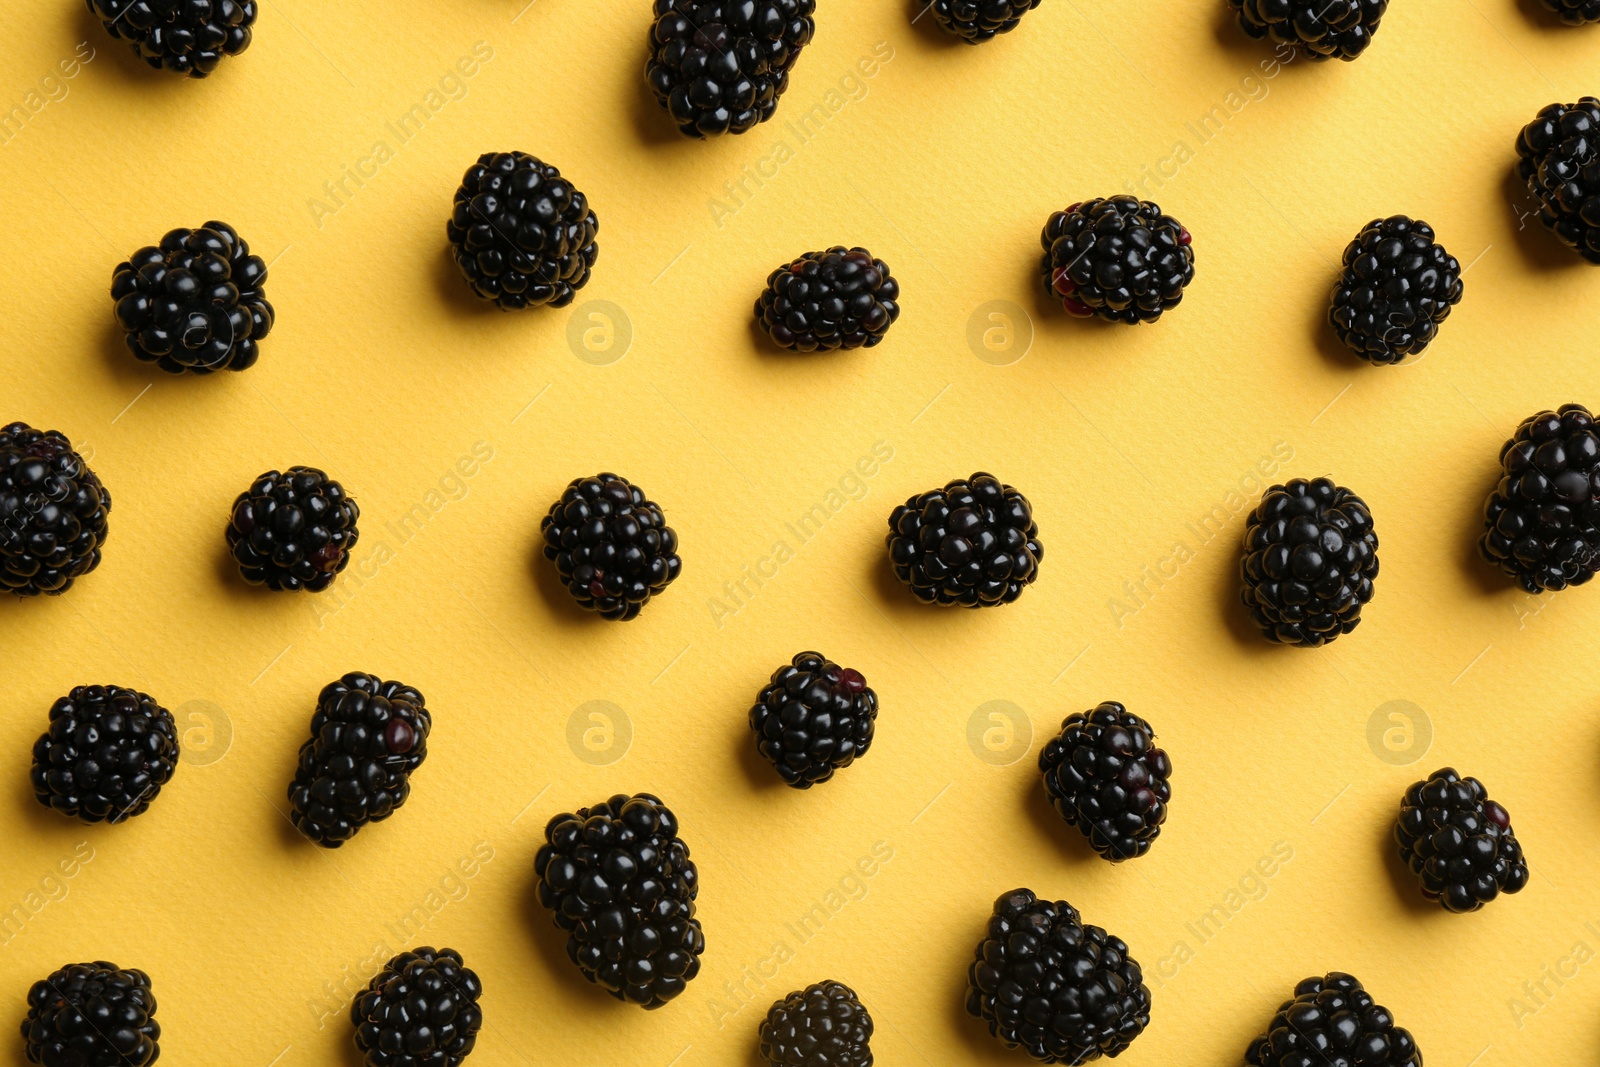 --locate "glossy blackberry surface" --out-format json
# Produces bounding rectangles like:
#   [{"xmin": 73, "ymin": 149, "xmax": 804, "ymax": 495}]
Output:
[
  {"xmin": 887, "ymin": 473, "xmax": 1043, "ymax": 607},
  {"xmin": 750, "ymin": 651, "xmax": 878, "ymax": 787},
  {"xmin": 1479, "ymin": 403, "xmax": 1600, "ymax": 592},
  {"xmin": 0, "ymin": 423, "xmax": 110, "ymax": 597},
  {"xmin": 1040, "ymin": 198, "xmax": 1194, "ymax": 324},
  {"xmin": 1039, "ymin": 702, "xmax": 1171, "ymax": 862},
  {"xmin": 225, "ymin": 466, "xmax": 359, "ymax": 593},
  {"xmin": 1240, "ymin": 477, "xmax": 1378, "ymax": 647},
  {"xmin": 540, "ymin": 474, "xmax": 681, "ymax": 620}
]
